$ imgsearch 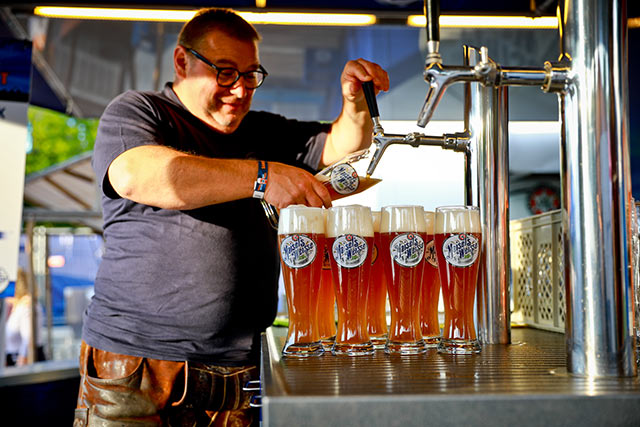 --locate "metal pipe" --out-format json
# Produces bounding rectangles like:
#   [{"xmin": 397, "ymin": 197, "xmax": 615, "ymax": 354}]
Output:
[
  {"xmin": 26, "ymin": 220, "xmax": 37, "ymax": 364},
  {"xmin": 499, "ymin": 67, "xmax": 548, "ymax": 86},
  {"xmin": 560, "ymin": 0, "xmax": 636, "ymax": 377},
  {"xmin": 467, "ymin": 47, "xmax": 511, "ymax": 345},
  {"xmin": 462, "ymin": 46, "xmax": 473, "ymax": 206},
  {"xmin": 424, "ymin": 0, "xmax": 442, "ymax": 66},
  {"xmin": 365, "ymin": 133, "xmax": 460, "ymax": 178}
]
